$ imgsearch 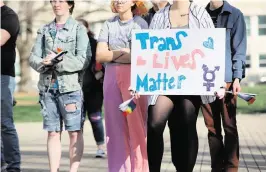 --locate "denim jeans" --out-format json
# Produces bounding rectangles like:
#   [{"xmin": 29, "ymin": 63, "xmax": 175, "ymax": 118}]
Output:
[
  {"xmin": 87, "ymin": 112, "xmax": 105, "ymax": 145},
  {"xmin": 1, "ymin": 75, "xmax": 21, "ymax": 170},
  {"xmin": 83, "ymin": 91, "xmax": 105, "ymax": 146},
  {"xmin": 39, "ymin": 90, "xmax": 85, "ymax": 131}
]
